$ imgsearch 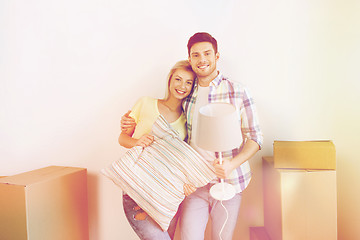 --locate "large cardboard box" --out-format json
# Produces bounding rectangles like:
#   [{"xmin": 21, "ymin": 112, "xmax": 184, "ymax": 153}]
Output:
[
  {"xmin": 0, "ymin": 166, "xmax": 89, "ymax": 240},
  {"xmin": 263, "ymin": 157, "xmax": 337, "ymax": 240},
  {"xmin": 273, "ymin": 140, "xmax": 336, "ymax": 170}
]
